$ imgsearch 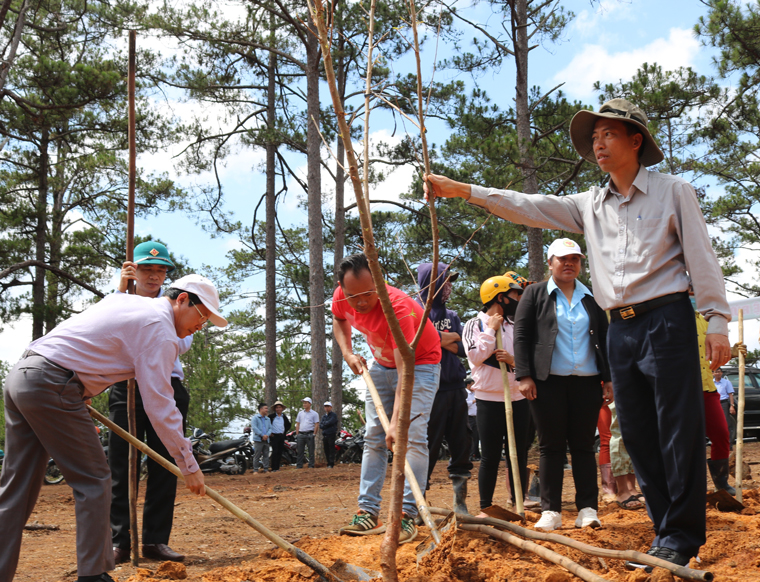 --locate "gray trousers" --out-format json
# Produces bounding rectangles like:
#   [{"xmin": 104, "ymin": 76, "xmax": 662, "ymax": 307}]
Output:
[
  {"xmin": 253, "ymin": 440, "xmax": 270, "ymax": 470},
  {"xmin": 0, "ymin": 353, "xmax": 113, "ymax": 581},
  {"xmin": 296, "ymin": 433, "xmax": 315, "ymax": 468}
]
